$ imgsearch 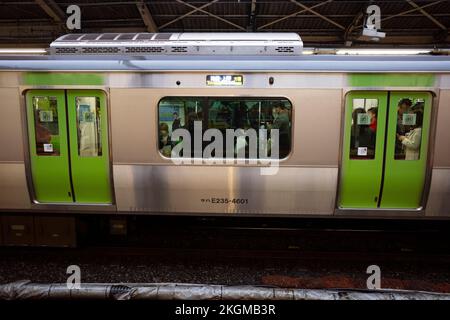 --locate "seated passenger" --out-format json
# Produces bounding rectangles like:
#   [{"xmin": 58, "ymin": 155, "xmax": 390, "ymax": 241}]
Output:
[
  {"xmin": 397, "ymin": 110, "xmax": 423, "ymax": 160},
  {"xmin": 159, "ymin": 123, "xmax": 172, "ymax": 157}
]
